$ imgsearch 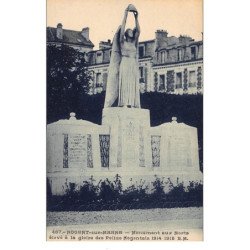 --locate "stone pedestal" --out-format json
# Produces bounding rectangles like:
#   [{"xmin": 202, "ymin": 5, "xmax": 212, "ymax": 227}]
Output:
[{"xmin": 102, "ymin": 107, "xmax": 152, "ymax": 171}]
